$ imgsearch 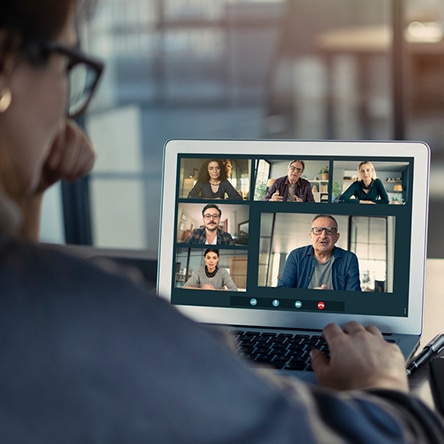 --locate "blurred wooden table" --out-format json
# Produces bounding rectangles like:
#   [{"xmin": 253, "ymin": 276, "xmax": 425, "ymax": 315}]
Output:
[{"xmin": 409, "ymin": 258, "xmax": 444, "ymax": 410}]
